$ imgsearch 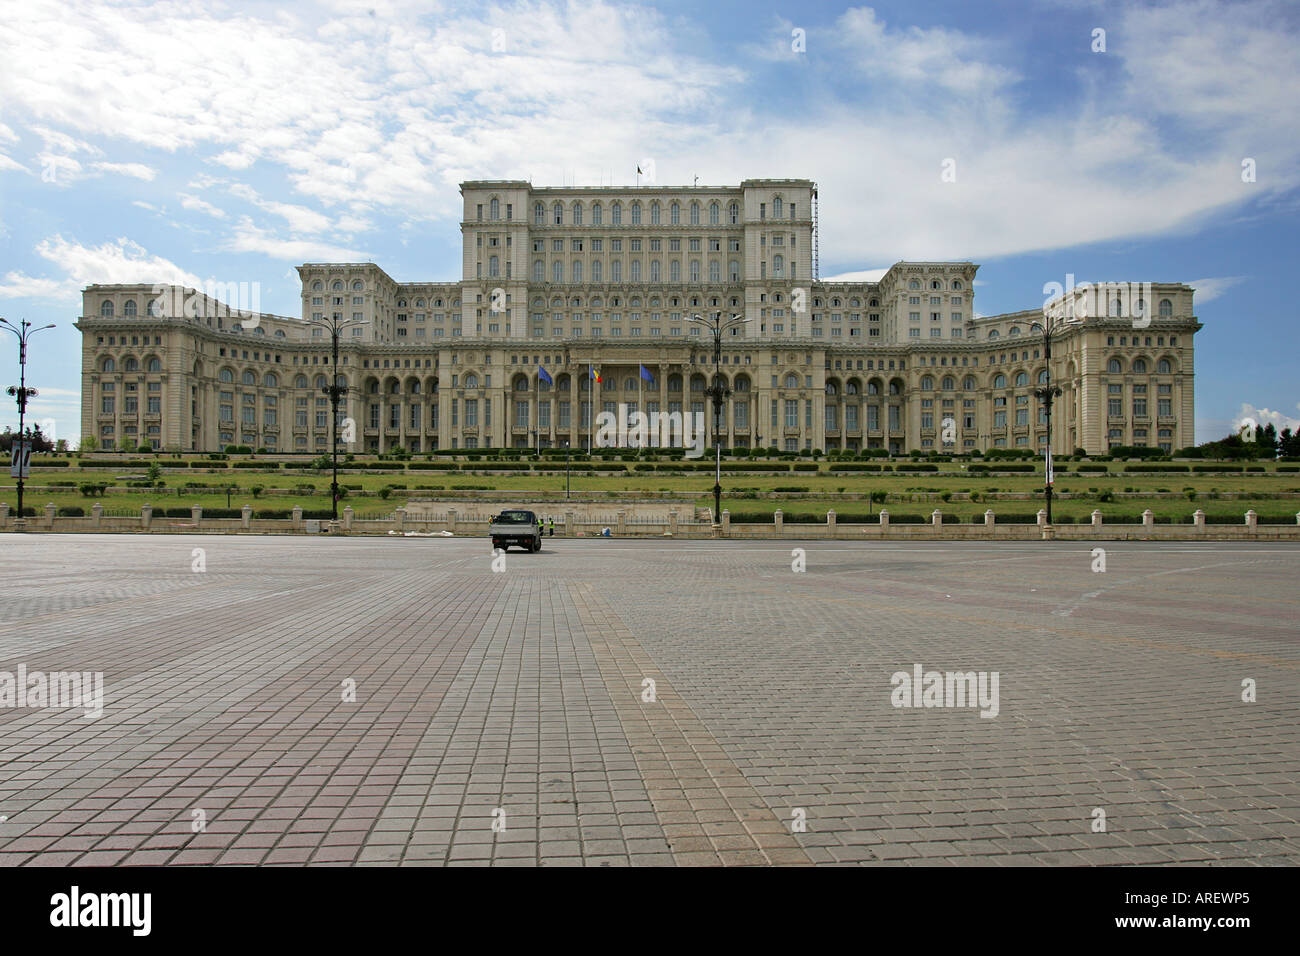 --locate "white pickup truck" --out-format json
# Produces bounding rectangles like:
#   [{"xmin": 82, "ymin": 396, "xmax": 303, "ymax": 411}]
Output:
[{"xmin": 489, "ymin": 509, "xmax": 542, "ymax": 552}]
